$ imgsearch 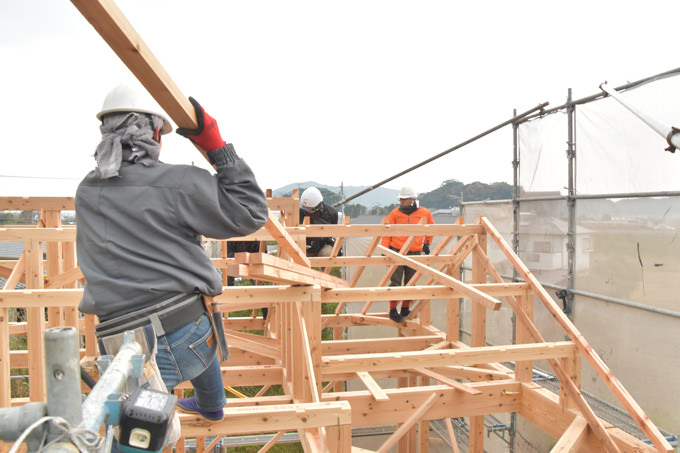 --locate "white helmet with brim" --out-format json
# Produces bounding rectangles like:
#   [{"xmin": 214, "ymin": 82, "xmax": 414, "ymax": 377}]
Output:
[
  {"xmin": 97, "ymin": 82, "xmax": 173, "ymax": 135},
  {"xmin": 398, "ymin": 186, "xmax": 417, "ymax": 199}
]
